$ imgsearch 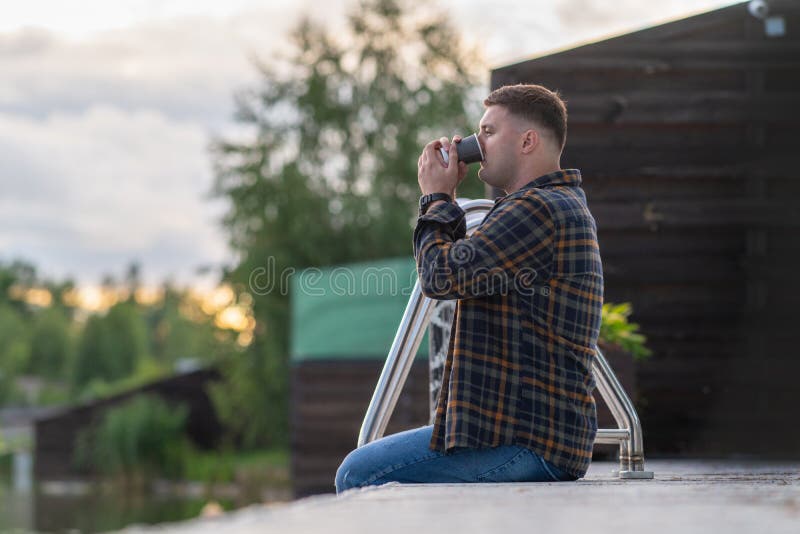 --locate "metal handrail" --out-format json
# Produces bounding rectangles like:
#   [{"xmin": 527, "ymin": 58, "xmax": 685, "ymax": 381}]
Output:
[
  {"xmin": 358, "ymin": 198, "xmax": 653, "ymax": 479},
  {"xmin": 358, "ymin": 199, "xmax": 494, "ymax": 447}
]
